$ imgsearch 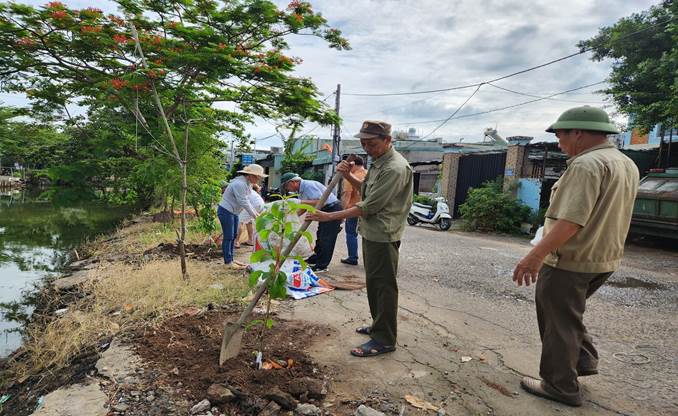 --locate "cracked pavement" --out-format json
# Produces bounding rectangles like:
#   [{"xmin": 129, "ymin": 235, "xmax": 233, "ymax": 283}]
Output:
[{"xmin": 280, "ymin": 225, "xmax": 678, "ymax": 415}]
